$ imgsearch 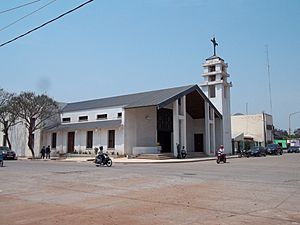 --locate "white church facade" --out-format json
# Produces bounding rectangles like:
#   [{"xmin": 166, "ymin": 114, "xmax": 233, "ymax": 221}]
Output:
[{"xmin": 1, "ymin": 42, "xmax": 233, "ymax": 158}]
